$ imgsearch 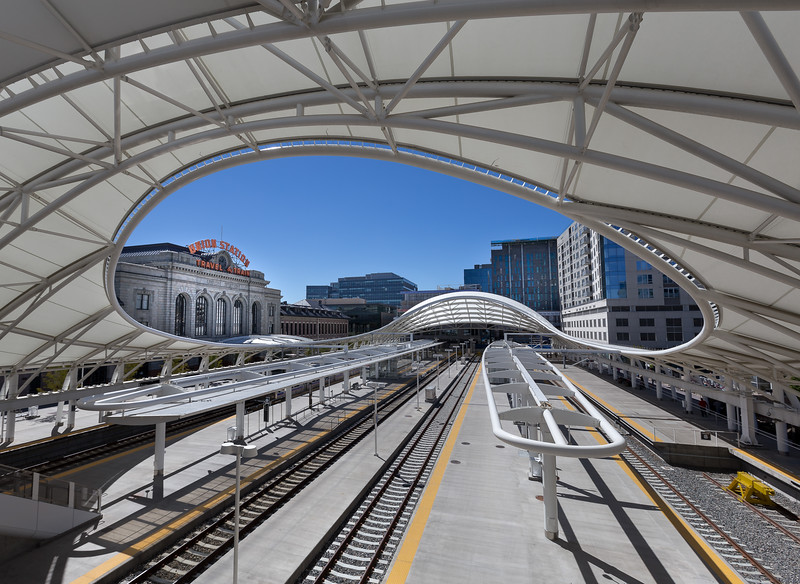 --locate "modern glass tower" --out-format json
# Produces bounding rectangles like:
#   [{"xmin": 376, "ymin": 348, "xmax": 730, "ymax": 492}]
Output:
[
  {"xmin": 463, "ymin": 264, "xmax": 492, "ymax": 293},
  {"xmin": 557, "ymin": 221, "xmax": 703, "ymax": 348},
  {"xmin": 306, "ymin": 273, "xmax": 417, "ymax": 308},
  {"xmin": 490, "ymin": 238, "xmax": 560, "ymax": 326}
]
